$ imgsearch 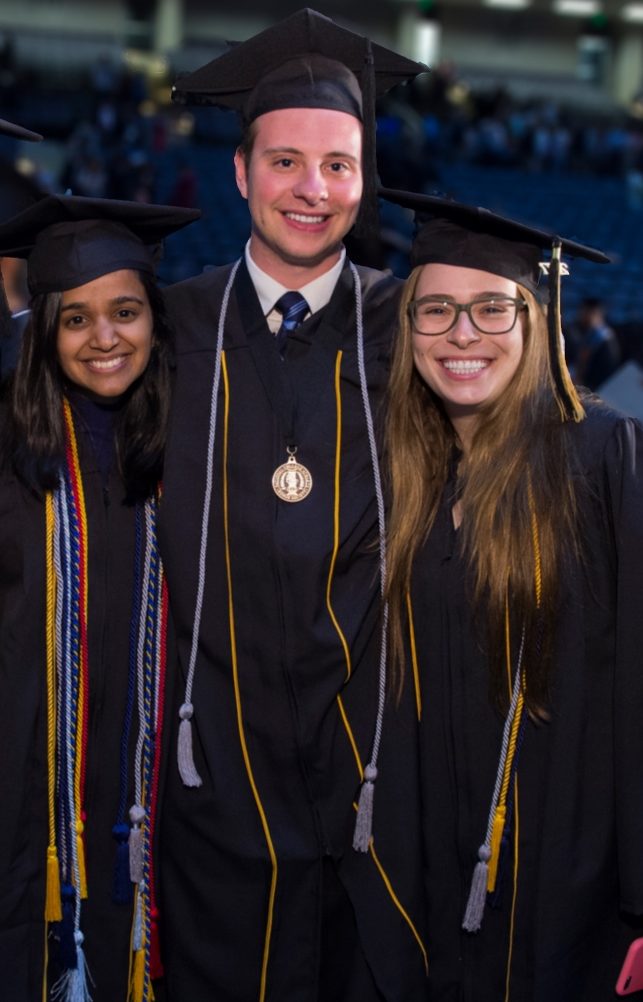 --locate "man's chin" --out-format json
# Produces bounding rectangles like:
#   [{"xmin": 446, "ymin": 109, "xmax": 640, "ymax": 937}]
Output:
[{"xmin": 273, "ymin": 240, "xmax": 344, "ymax": 270}]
